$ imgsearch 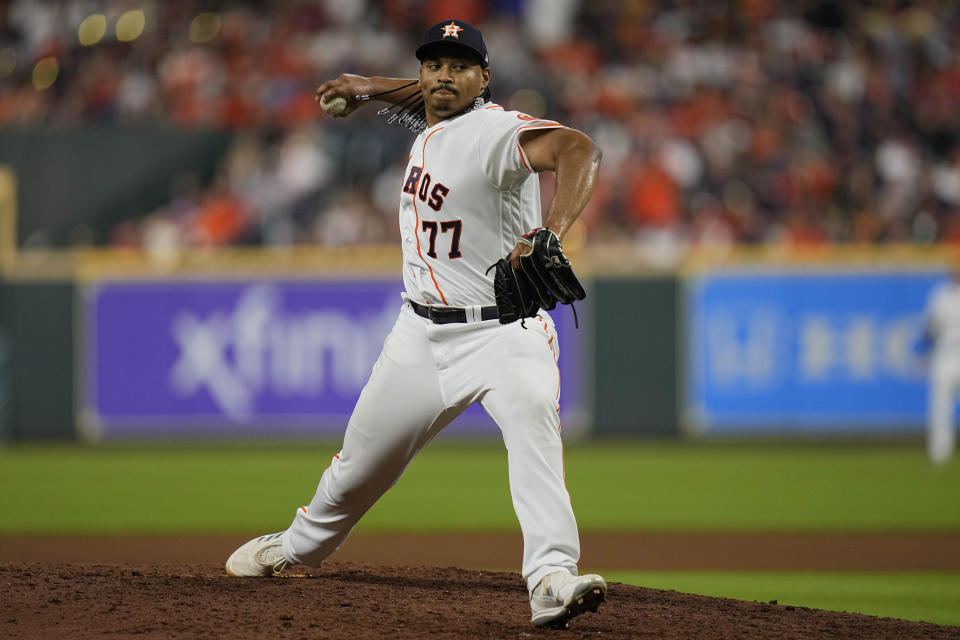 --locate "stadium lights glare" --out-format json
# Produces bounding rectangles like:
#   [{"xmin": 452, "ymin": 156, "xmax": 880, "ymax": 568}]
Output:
[
  {"xmin": 116, "ymin": 10, "xmax": 146, "ymax": 42},
  {"xmin": 78, "ymin": 14, "xmax": 107, "ymax": 46},
  {"xmin": 189, "ymin": 12, "xmax": 221, "ymax": 44},
  {"xmin": 32, "ymin": 57, "xmax": 59, "ymax": 90}
]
